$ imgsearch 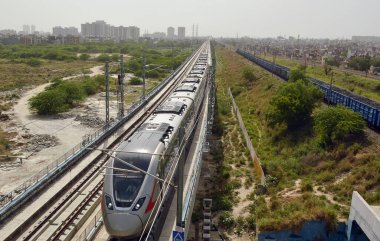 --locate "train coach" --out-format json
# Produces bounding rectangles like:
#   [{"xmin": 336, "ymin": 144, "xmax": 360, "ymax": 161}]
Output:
[{"xmin": 102, "ymin": 51, "xmax": 210, "ymax": 239}]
